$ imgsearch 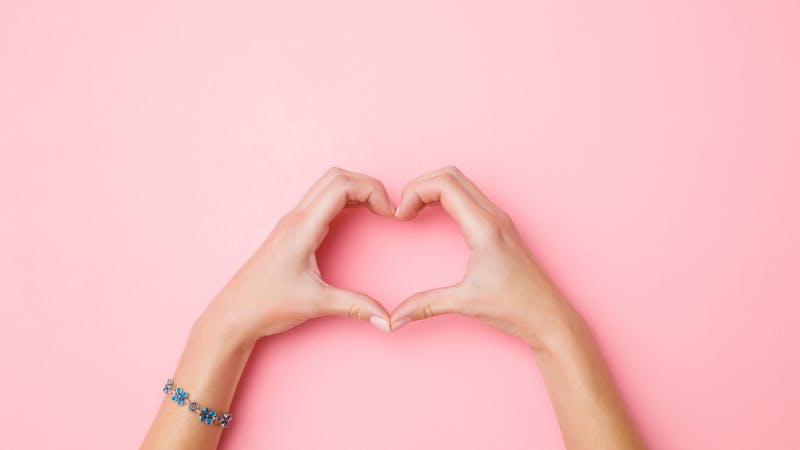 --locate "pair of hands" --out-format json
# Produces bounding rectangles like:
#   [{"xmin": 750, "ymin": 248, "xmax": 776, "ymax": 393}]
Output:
[
  {"xmin": 146, "ymin": 166, "xmax": 644, "ymax": 450},
  {"xmin": 202, "ymin": 166, "xmax": 576, "ymax": 350}
]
